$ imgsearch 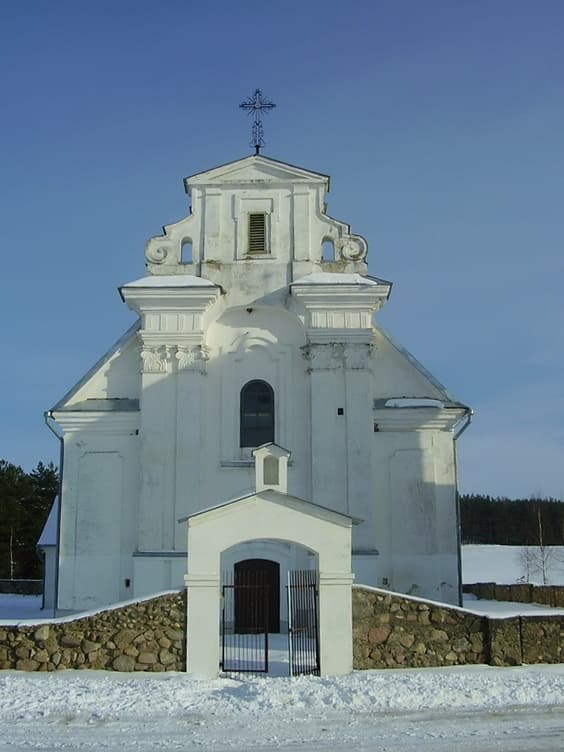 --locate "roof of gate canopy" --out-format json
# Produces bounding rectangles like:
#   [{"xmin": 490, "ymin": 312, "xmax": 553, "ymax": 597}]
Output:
[{"xmin": 180, "ymin": 488, "xmax": 362, "ymax": 527}]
